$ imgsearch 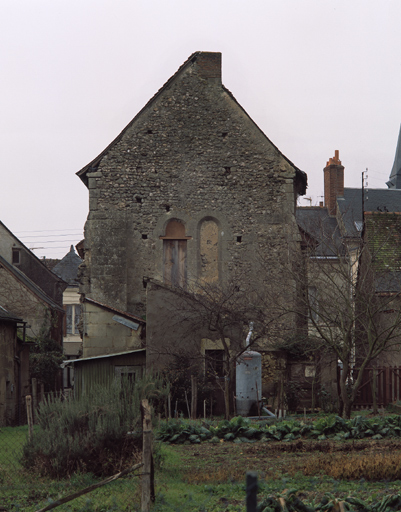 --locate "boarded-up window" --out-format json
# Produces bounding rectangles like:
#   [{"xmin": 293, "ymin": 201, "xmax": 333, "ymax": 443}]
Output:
[
  {"xmin": 163, "ymin": 239, "xmax": 187, "ymax": 287},
  {"xmin": 160, "ymin": 220, "xmax": 191, "ymax": 288}
]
